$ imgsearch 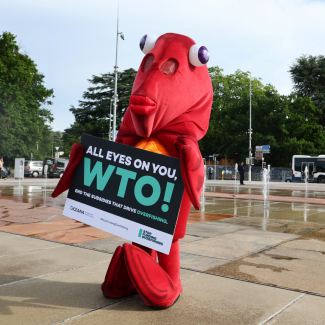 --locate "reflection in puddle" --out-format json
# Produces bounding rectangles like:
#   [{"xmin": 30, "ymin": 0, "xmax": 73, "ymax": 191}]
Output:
[
  {"xmin": 198, "ymin": 196, "xmax": 325, "ymax": 224},
  {"xmin": 0, "ymin": 185, "xmax": 67, "ymax": 209},
  {"xmin": 206, "ymin": 186, "xmax": 325, "ymax": 199}
]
